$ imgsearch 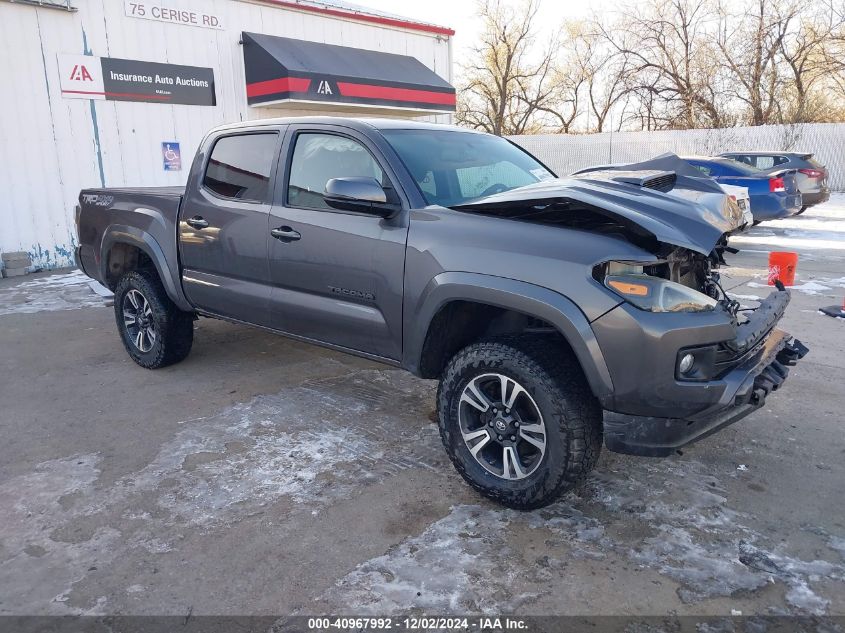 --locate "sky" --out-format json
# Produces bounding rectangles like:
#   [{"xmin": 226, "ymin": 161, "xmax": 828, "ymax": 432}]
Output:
[{"xmin": 353, "ymin": 0, "xmax": 620, "ymax": 63}]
